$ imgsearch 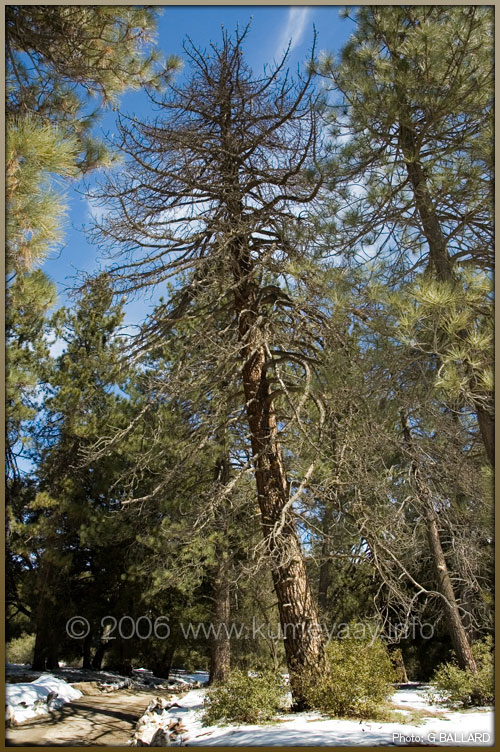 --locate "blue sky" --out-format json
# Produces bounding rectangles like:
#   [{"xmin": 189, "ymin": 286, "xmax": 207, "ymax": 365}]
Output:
[{"xmin": 43, "ymin": 5, "xmax": 355, "ymax": 328}]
